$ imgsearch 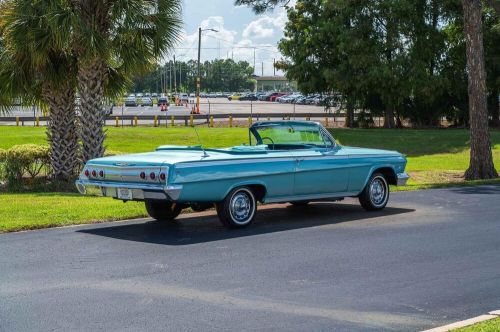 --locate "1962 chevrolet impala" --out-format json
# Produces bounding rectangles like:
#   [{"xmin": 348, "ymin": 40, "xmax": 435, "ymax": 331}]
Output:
[{"xmin": 76, "ymin": 121, "xmax": 409, "ymax": 228}]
